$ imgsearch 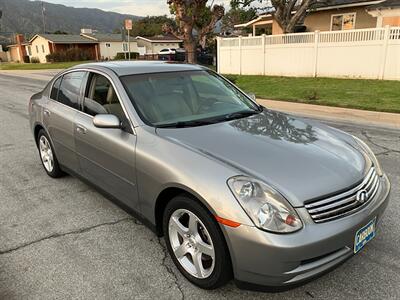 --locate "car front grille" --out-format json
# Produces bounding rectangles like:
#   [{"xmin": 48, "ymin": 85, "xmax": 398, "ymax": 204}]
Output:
[{"xmin": 305, "ymin": 167, "xmax": 380, "ymax": 223}]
